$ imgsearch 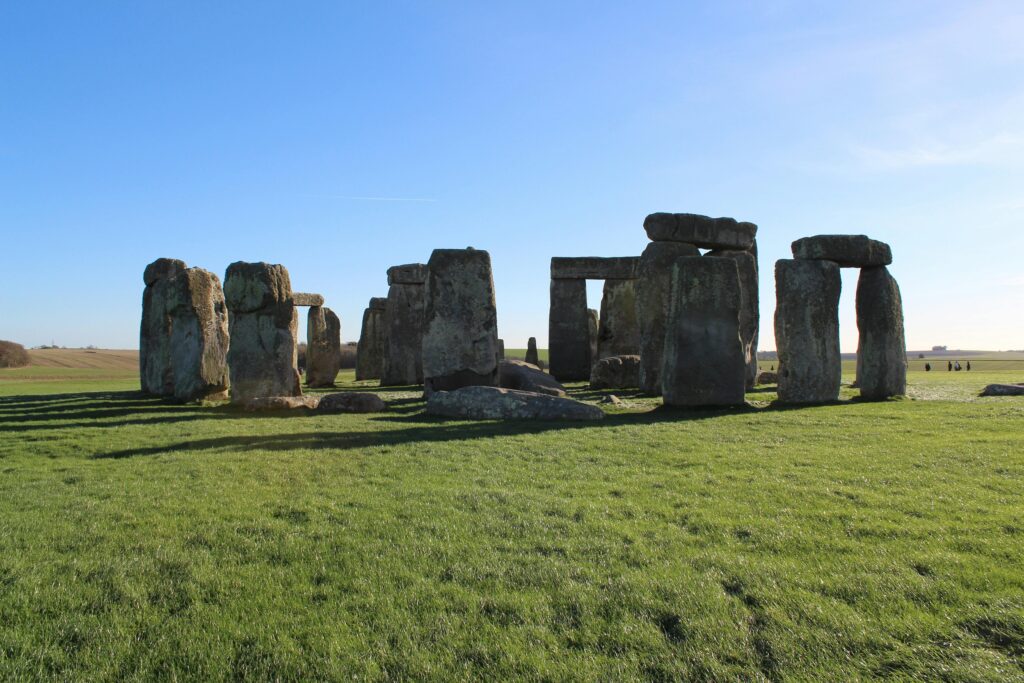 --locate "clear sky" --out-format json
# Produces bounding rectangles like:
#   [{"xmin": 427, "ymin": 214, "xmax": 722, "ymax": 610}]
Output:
[{"xmin": 2, "ymin": 1, "xmax": 1022, "ymax": 351}]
